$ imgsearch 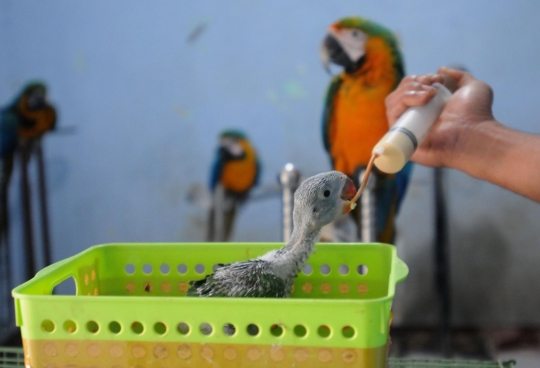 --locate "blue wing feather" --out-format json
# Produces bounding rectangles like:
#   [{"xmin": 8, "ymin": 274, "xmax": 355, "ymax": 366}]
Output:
[
  {"xmin": 375, "ymin": 162, "xmax": 413, "ymax": 238},
  {"xmin": 209, "ymin": 150, "xmax": 224, "ymax": 191},
  {"xmin": 0, "ymin": 108, "xmax": 18, "ymax": 158}
]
